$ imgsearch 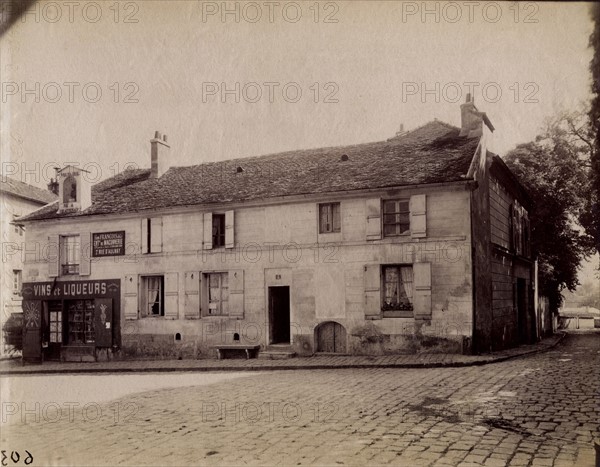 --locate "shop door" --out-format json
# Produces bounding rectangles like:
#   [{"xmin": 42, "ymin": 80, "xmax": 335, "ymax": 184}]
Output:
[{"xmin": 45, "ymin": 301, "xmax": 63, "ymax": 361}]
